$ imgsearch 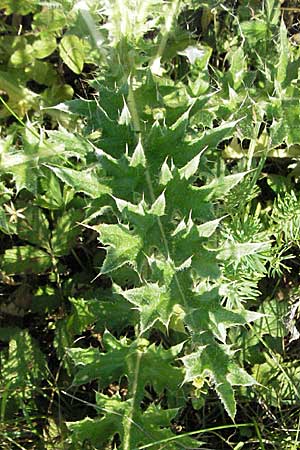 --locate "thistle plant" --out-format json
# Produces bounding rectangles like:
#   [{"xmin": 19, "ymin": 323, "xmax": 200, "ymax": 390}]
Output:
[{"xmin": 56, "ymin": 2, "xmax": 269, "ymax": 448}]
